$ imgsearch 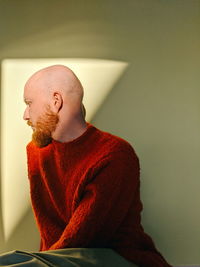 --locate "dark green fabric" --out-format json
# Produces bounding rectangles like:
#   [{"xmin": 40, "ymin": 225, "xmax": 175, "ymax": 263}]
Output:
[{"xmin": 0, "ymin": 248, "xmax": 137, "ymax": 267}]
